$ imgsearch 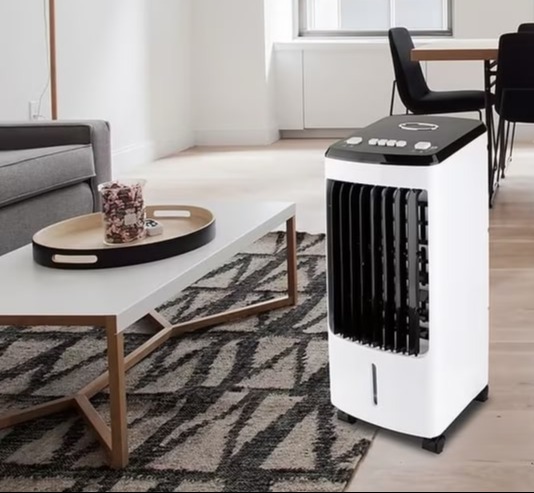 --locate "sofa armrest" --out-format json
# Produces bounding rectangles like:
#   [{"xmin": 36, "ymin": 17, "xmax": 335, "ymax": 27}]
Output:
[{"xmin": 0, "ymin": 121, "xmax": 112, "ymax": 211}]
